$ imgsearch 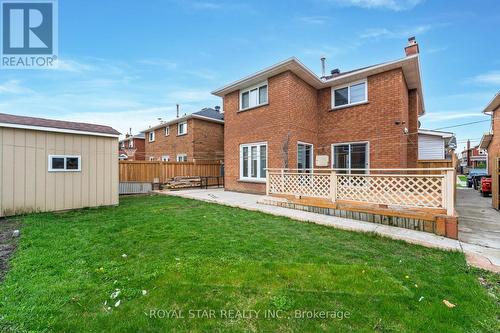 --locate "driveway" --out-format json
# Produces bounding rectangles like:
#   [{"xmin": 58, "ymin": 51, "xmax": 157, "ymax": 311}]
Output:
[{"xmin": 457, "ymin": 188, "xmax": 500, "ymax": 250}]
